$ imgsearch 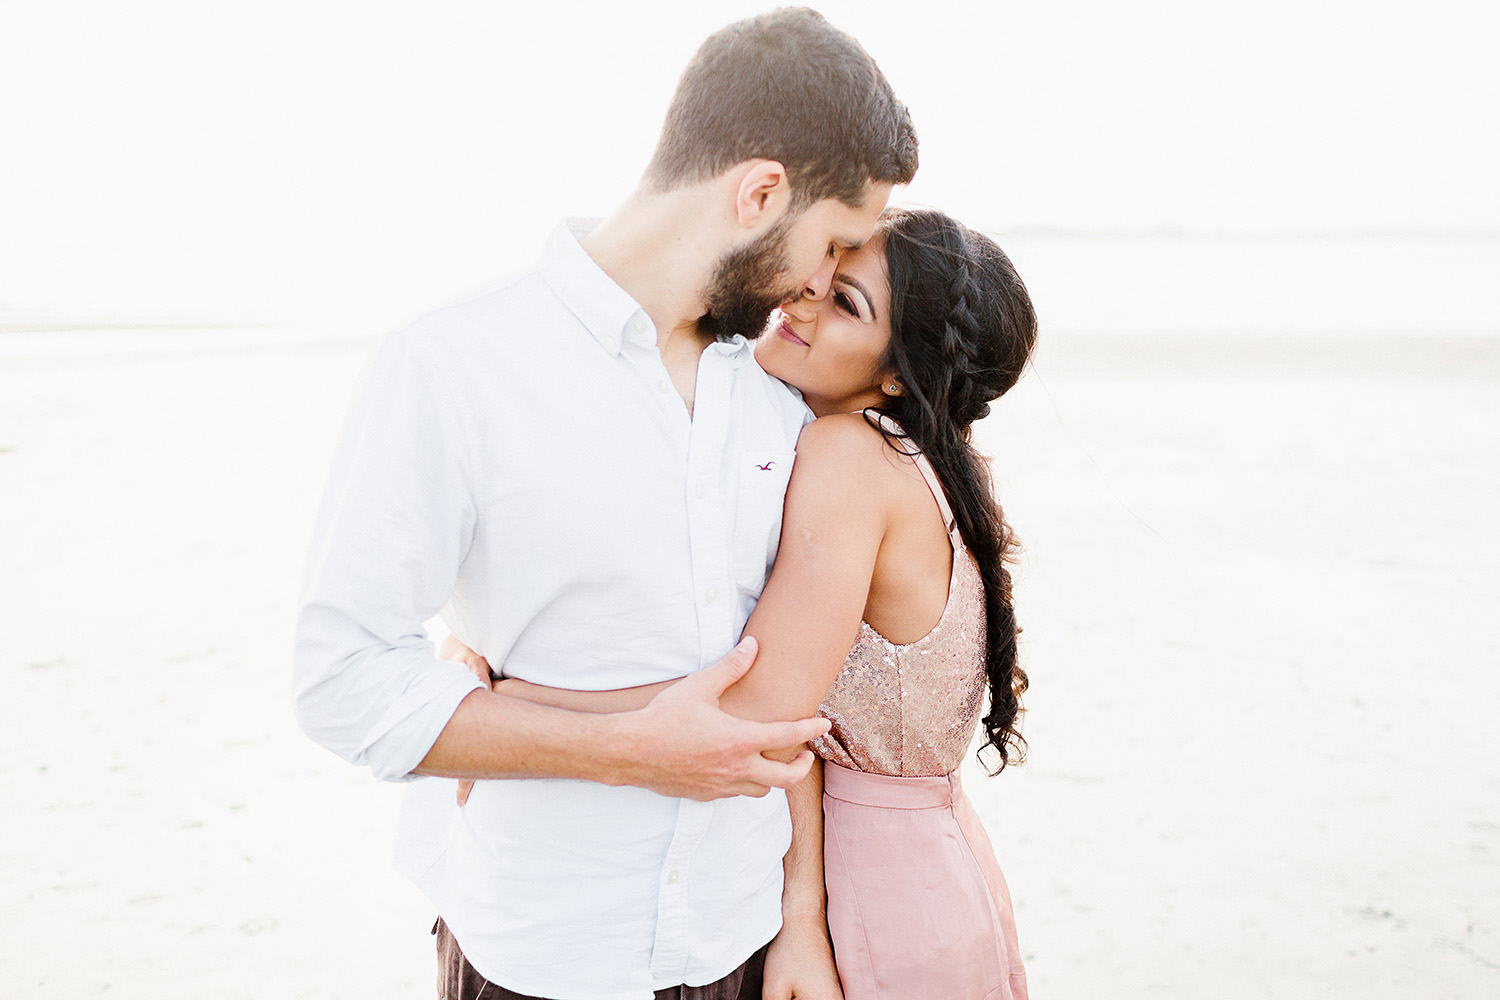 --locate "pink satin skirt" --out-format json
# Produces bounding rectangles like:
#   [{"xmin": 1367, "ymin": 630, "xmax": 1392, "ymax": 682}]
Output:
[{"xmin": 822, "ymin": 762, "xmax": 1028, "ymax": 1000}]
